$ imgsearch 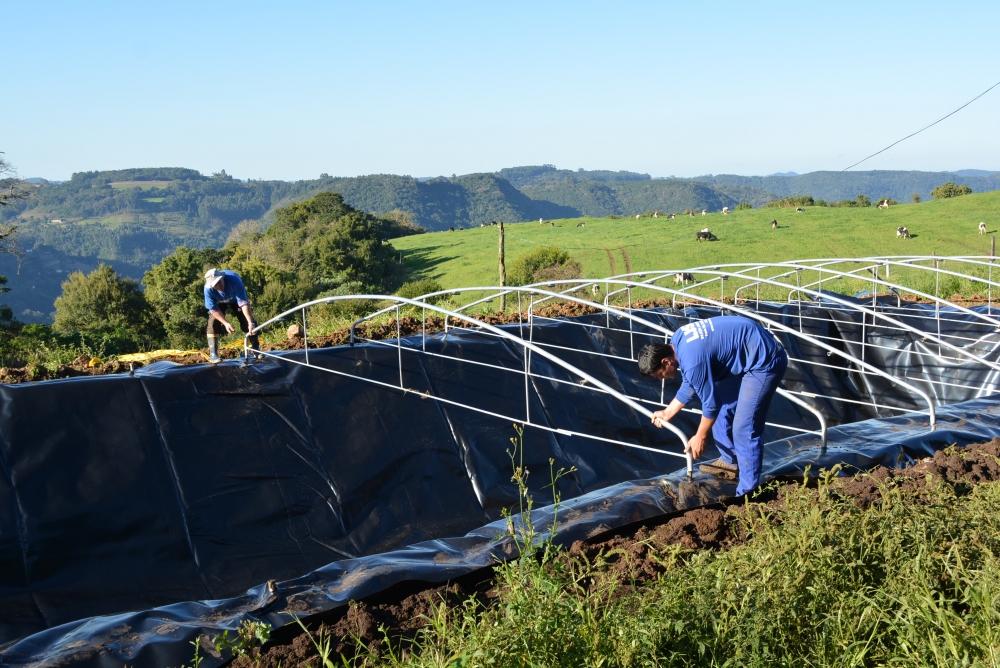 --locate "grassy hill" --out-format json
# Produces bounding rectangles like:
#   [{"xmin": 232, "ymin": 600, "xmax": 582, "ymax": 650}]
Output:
[
  {"xmin": 390, "ymin": 191, "xmax": 1000, "ymax": 305},
  {"xmin": 6, "ymin": 164, "xmax": 1000, "ymax": 323}
]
